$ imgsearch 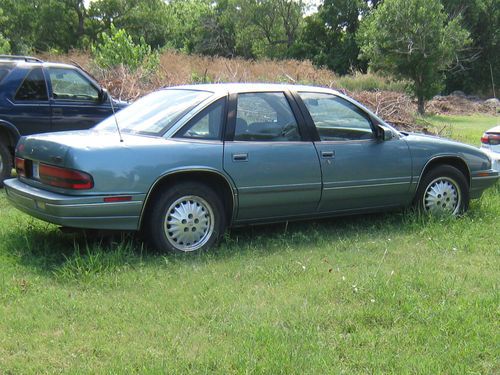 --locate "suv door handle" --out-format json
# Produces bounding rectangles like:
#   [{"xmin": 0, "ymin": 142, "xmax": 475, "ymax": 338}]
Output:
[
  {"xmin": 321, "ymin": 151, "xmax": 335, "ymax": 158},
  {"xmin": 52, "ymin": 108, "xmax": 63, "ymax": 116},
  {"xmin": 232, "ymin": 153, "xmax": 248, "ymax": 162}
]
